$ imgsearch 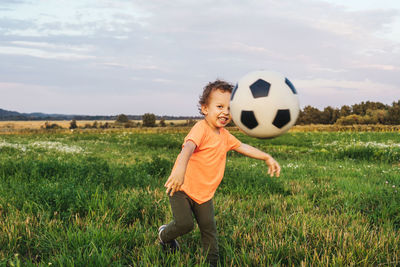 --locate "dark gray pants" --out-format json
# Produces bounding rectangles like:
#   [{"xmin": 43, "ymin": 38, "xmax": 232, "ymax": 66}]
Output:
[{"xmin": 160, "ymin": 191, "xmax": 219, "ymax": 265}]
